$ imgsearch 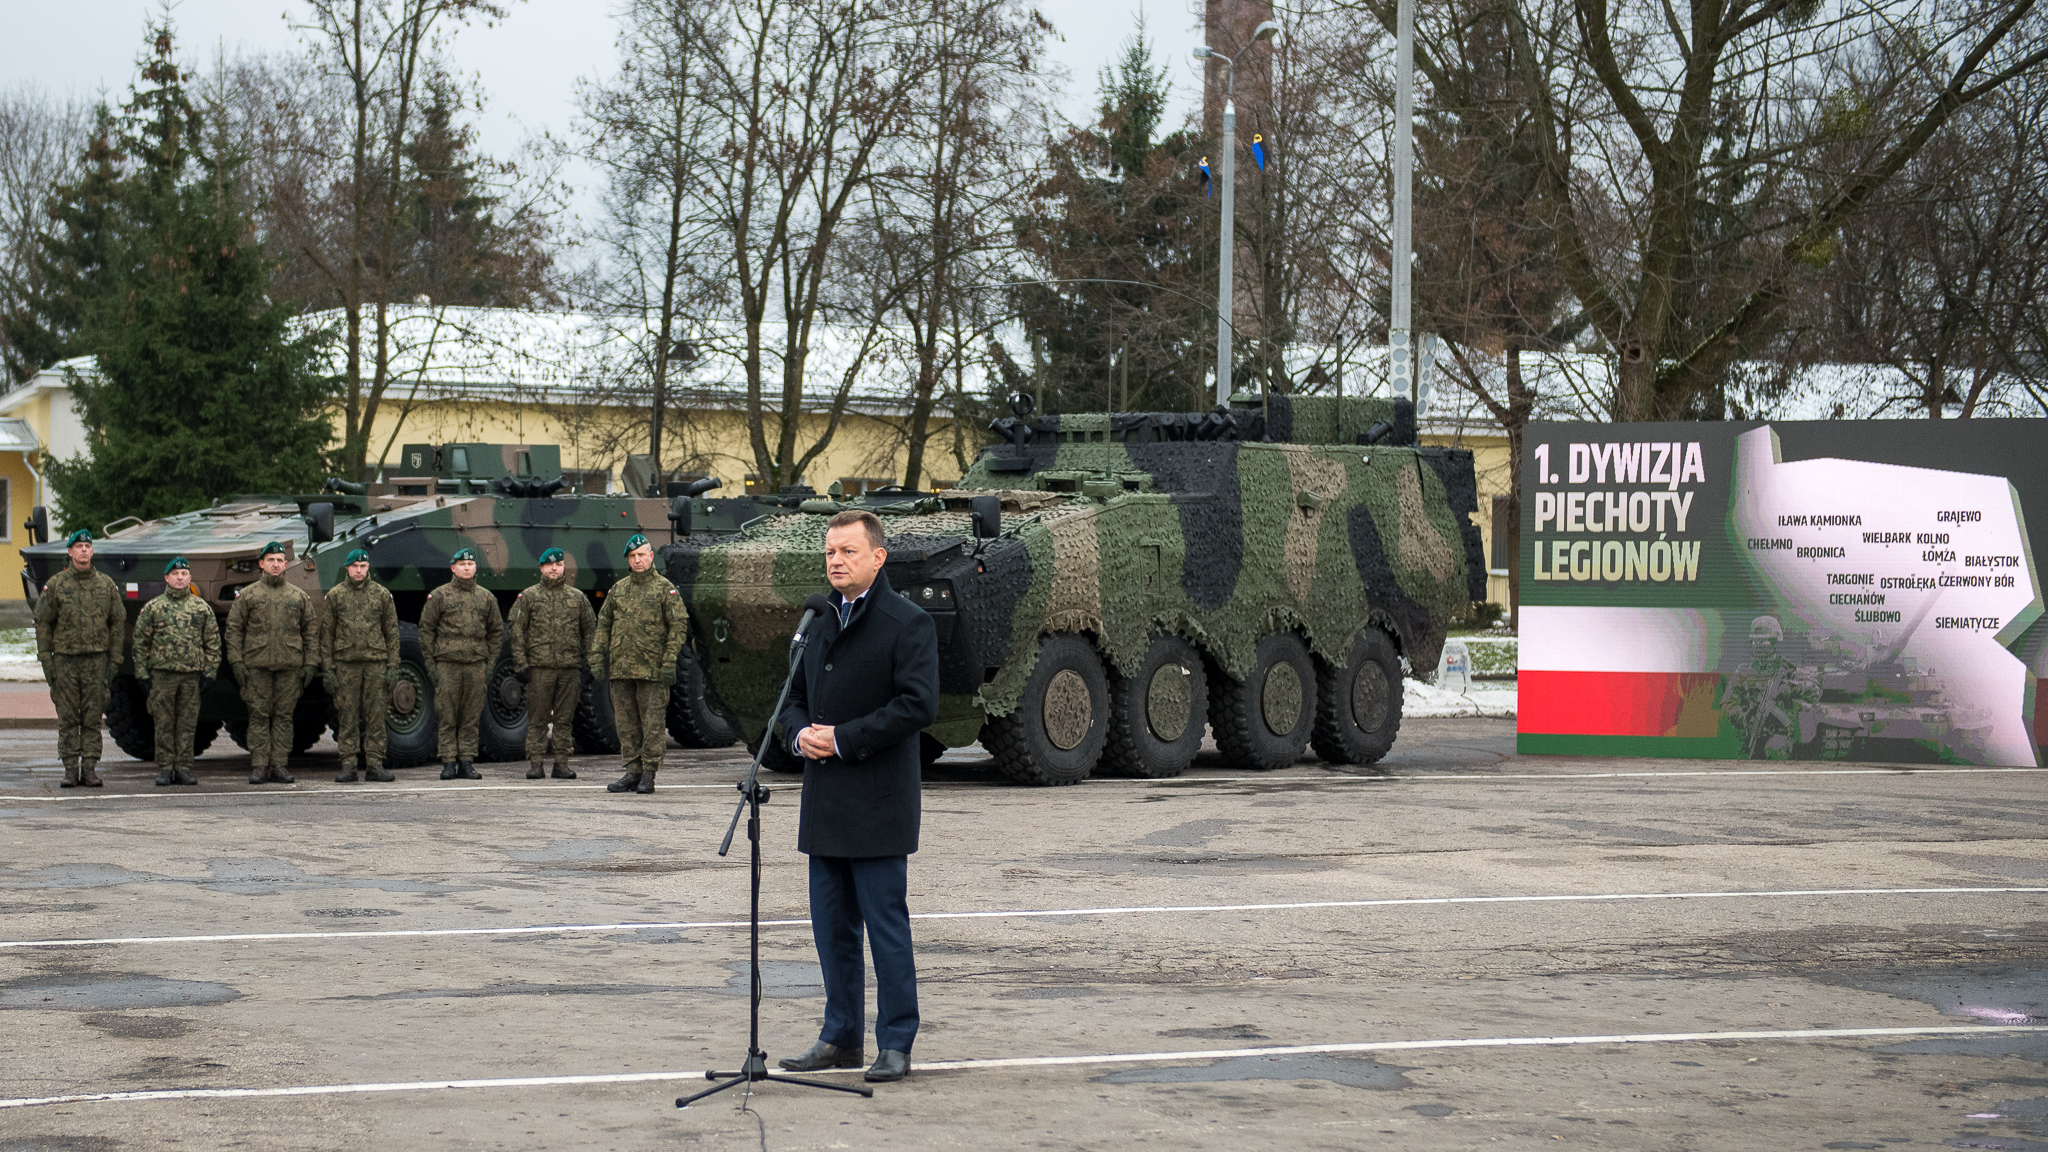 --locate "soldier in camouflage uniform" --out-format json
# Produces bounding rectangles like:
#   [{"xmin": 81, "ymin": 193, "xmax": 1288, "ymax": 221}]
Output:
[
  {"xmin": 225, "ymin": 540, "xmax": 318, "ymax": 784},
  {"xmin": 593, "ymin": 534, "xmax": 686, "ymax": 793},
  {"xmin": 323, "ymin": 547, "xmax": 400, "ymax": 783},
  {"xmin": 507, "ymin": 546, "xmax": 593, "ymax": 780},
  {"xmin": 419, "ymin": 546, "xmax": 503, "ymax": 779},
  {"xmin": 132, "ymin": 556, "xmax": 220, "ymax": 786},
  {"xmin": 34, "ymin": 529, "xmax": 125, "ymax": 788}
]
